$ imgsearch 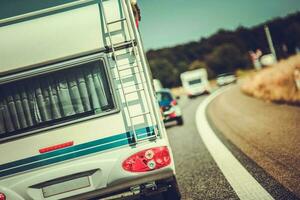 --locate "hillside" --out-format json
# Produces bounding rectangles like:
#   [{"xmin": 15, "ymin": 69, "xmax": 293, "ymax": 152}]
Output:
[{"xmin": 146, "ymin": 12, "xmax": 300, "ymax": 88}]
